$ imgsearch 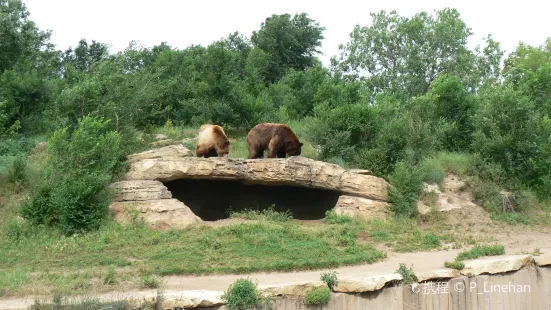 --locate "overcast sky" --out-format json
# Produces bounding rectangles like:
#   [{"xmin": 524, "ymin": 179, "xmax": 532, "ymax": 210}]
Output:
[{"xmin": 23, "ymin": 0, "xmax": 550, "ymax": 66}]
